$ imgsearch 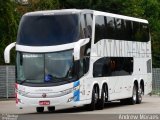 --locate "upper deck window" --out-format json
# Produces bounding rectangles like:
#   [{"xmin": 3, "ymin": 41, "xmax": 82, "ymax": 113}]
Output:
[
  {"xmin": 95, "ymin": 15, "xmax": 149, "ymax": 43},
  {"xmin": 17, "ymin": 14, "xmax": 80, "ymax": 46}
]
